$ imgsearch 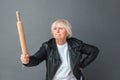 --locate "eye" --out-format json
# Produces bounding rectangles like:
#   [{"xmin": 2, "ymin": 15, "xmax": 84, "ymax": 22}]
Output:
[{"xmin": 53, "ymin": 27, "xmax": 57, "ymax": 30}]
